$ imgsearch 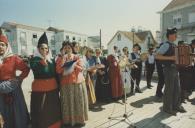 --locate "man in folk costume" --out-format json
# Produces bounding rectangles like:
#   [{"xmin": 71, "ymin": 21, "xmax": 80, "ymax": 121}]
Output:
[
  {"xmin": 30, "ymin": 32, "xmax": 61, "ymax": 128},
  {"xmin": 189, "ymin": 40, "xmax": 195, "ymax": 94},
  {"xmin": 145, "ymin": 47, "xmax": 155, "ymax": 89},
  {"xmin": 177, "ymin": 41, "xmax": 192, "ymax": 103},
  {"xmin": 185, "ymin": 39, "xmax": 195, "ymax": 99},
  {"xmin": 130, "ymin": 44, "xmax": 142, "ymax": 93},
  {"xmin": 107, "ymin": 46, "xmax": 123, "ymax": 100},
  {"xmin": 156, "ymin": 28, "xmax": 186, "ymax": 115},
  {"xmin": 155, "ymin": 43, "xmax": 165, "ymax": 98},
  {"xmin": 0, "ymin": 32, "xmax": 30, "ymax": 128}
]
